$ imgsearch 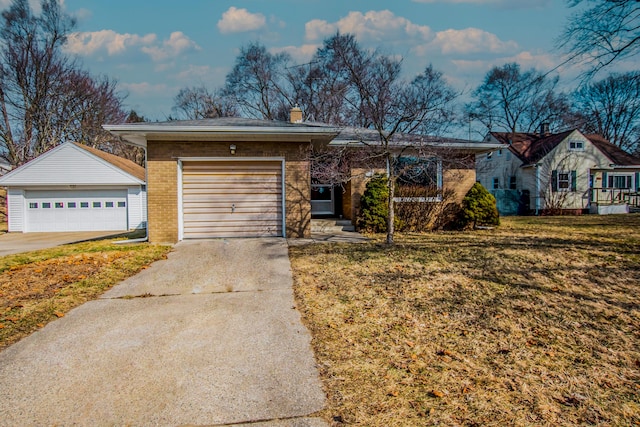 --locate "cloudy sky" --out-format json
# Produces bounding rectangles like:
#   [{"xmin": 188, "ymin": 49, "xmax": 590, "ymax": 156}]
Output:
[{"xmin": 28, "ymin": 0, "xmax": 596, "ymax": 120}]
